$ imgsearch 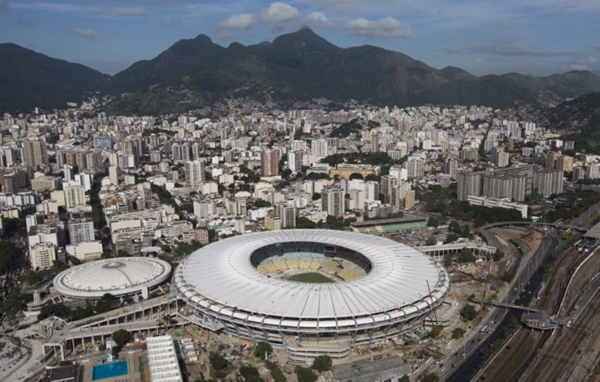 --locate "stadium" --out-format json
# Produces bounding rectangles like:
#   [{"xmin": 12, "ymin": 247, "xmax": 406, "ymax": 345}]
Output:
[
  {"xmin": 53, "ymin": 257, "xmax": 172, "ymax": 299},
  {"xmin": 174, "ymin": 230, "xmax": 449, "ymax": 361}
]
